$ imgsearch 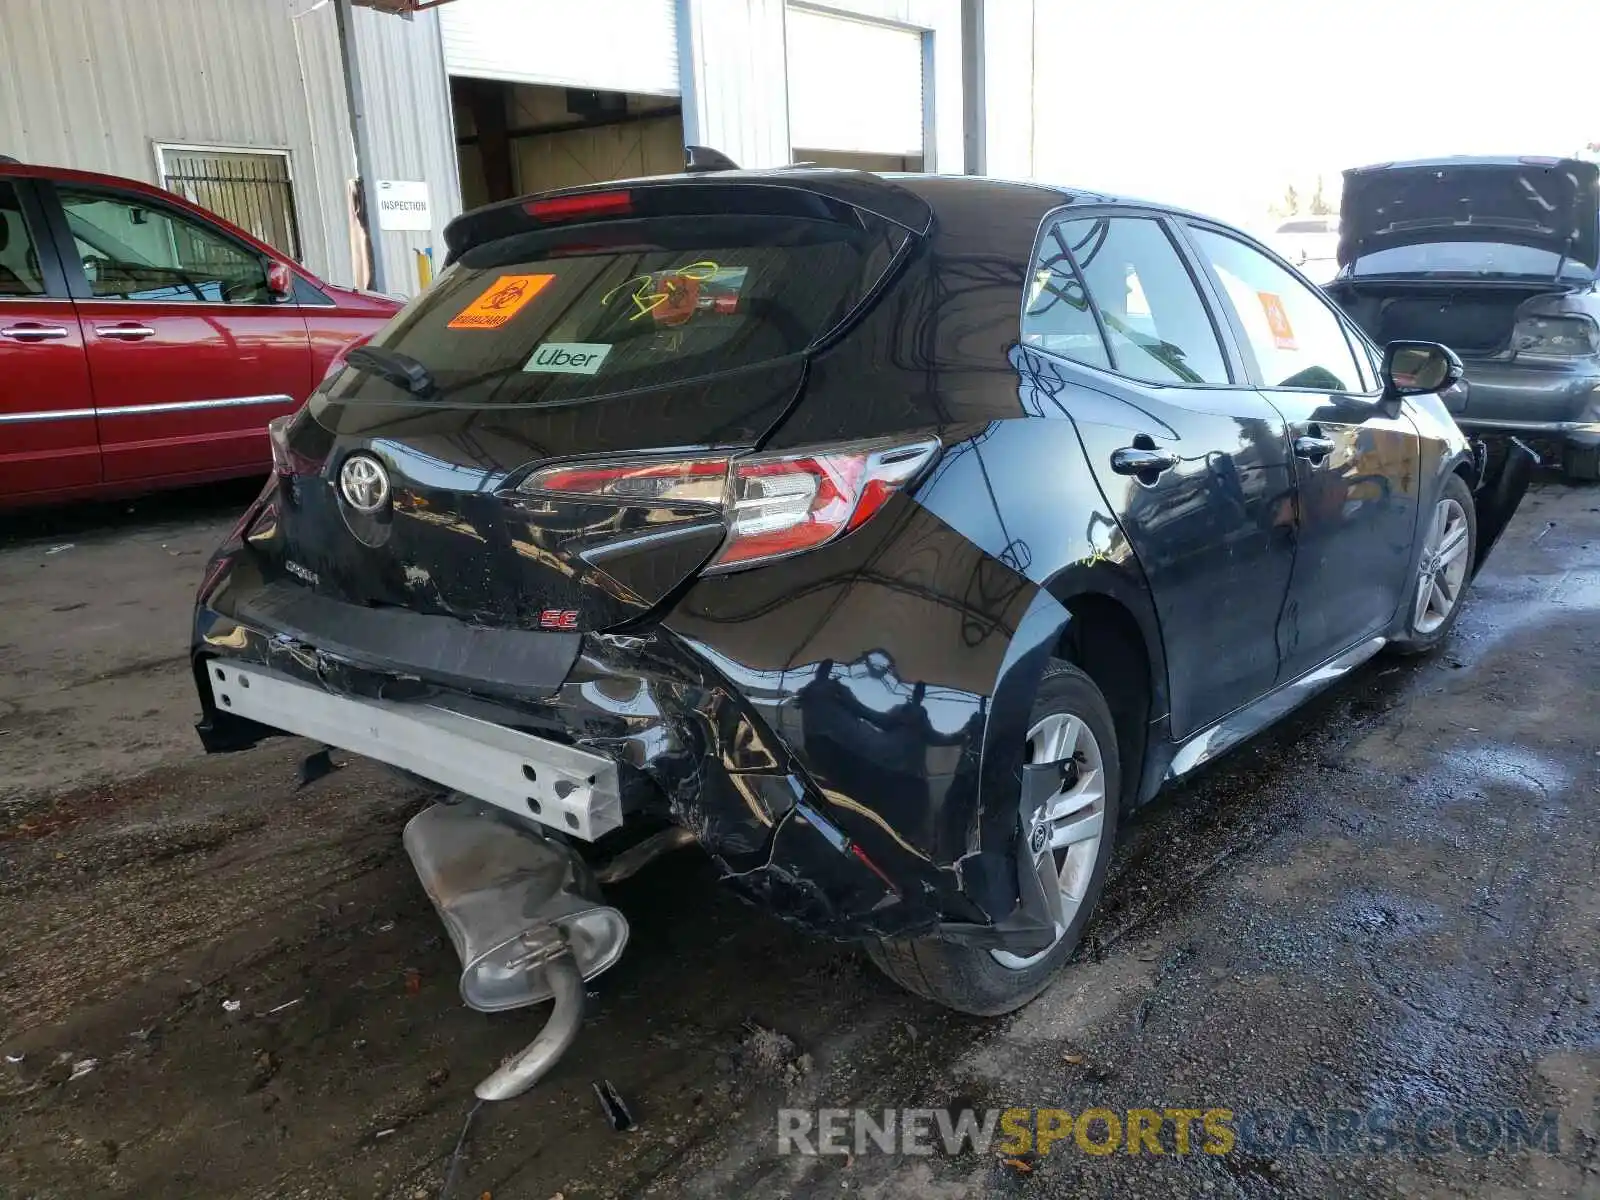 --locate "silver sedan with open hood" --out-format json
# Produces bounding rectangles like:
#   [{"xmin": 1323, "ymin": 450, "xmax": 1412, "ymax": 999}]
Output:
[{"xmin": 1326, "ymin": 156, "xmax": 1600, "ymax": 480}]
